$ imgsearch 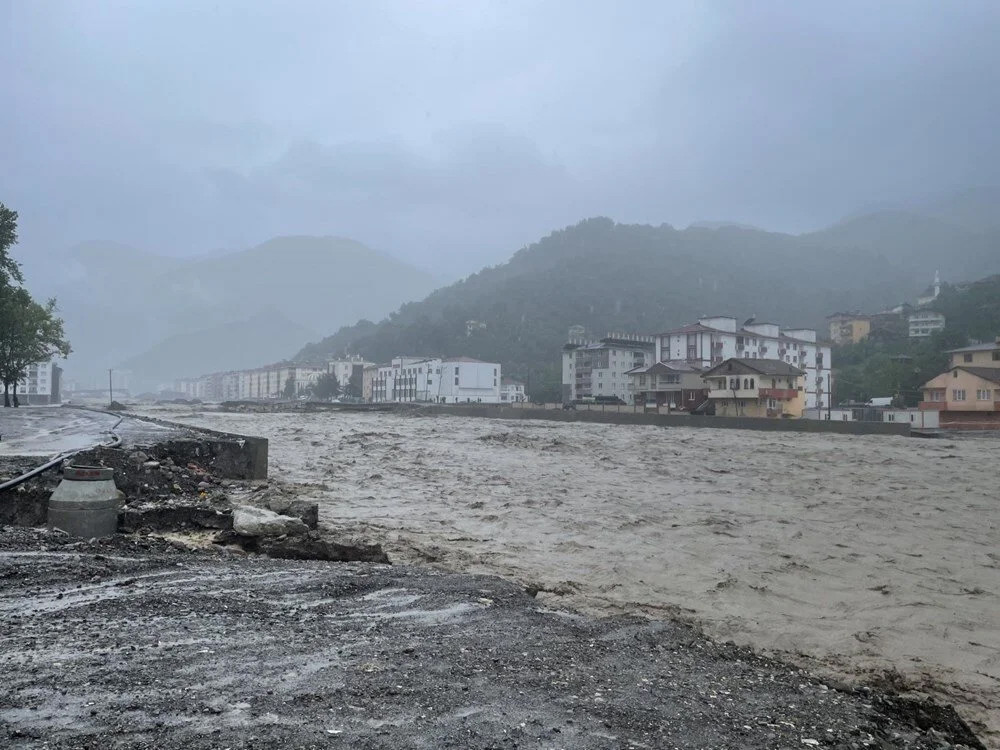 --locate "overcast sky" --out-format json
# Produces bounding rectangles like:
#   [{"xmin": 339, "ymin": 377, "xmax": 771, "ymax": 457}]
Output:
[{"xmin": 3, "ymin": 0, "xmax": 998, "ymax": 277}]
